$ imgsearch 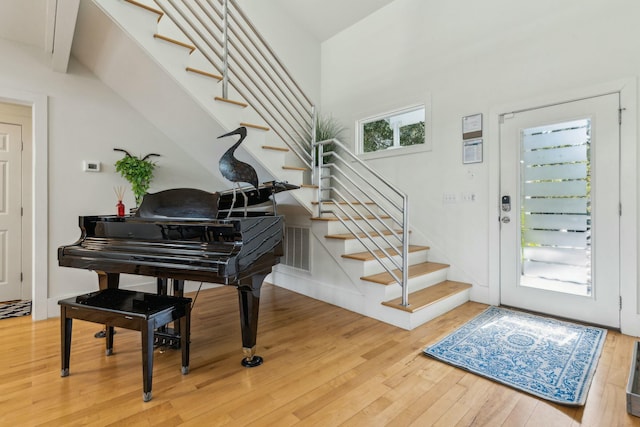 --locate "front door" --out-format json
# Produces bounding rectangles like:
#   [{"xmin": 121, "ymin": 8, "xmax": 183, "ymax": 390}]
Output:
[
  {"xmin": 0, "ymin": 123, "xmax": 22, "ymax": 301},
  {"xmin": 499, "ymin": 93, "xmax": 620, "ymax": 327}
]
